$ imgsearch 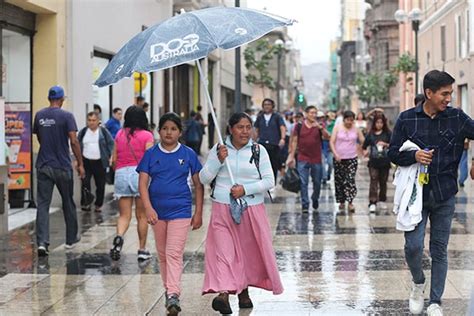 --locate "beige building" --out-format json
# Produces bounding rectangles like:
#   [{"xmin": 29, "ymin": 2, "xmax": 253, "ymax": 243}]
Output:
[{"xmin": 418, "ymin": 0, "xmax": 472, "ymax": 116}]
